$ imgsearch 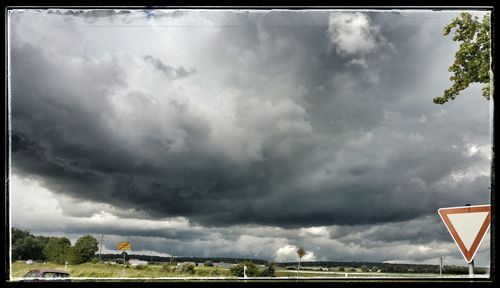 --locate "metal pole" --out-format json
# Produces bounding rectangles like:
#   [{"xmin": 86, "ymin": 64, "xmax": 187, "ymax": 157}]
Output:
[
  {"xmin": 469, "ymin": 259, "xmax": 474, "ymax": 278},
  {"xmin": 463, "ymin": 204, "xmax": 474, "ymax": 279},
  {"xmin": 439, "ymin": 257, "xmax": 442, "ymax": 277},
  {"xmin": 297, "ymin": 258, "xmax": 301, "ymax": 278}
]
